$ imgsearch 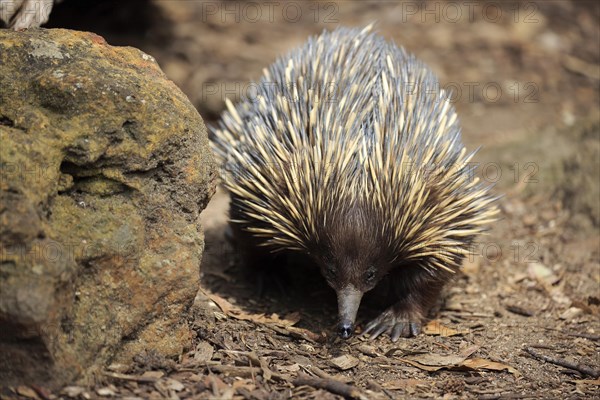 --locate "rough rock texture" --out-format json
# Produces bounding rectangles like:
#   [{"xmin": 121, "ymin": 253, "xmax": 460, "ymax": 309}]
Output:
[{"xmin": 0, "ymin": 29, "xmax": 216, "ymax": 388}]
